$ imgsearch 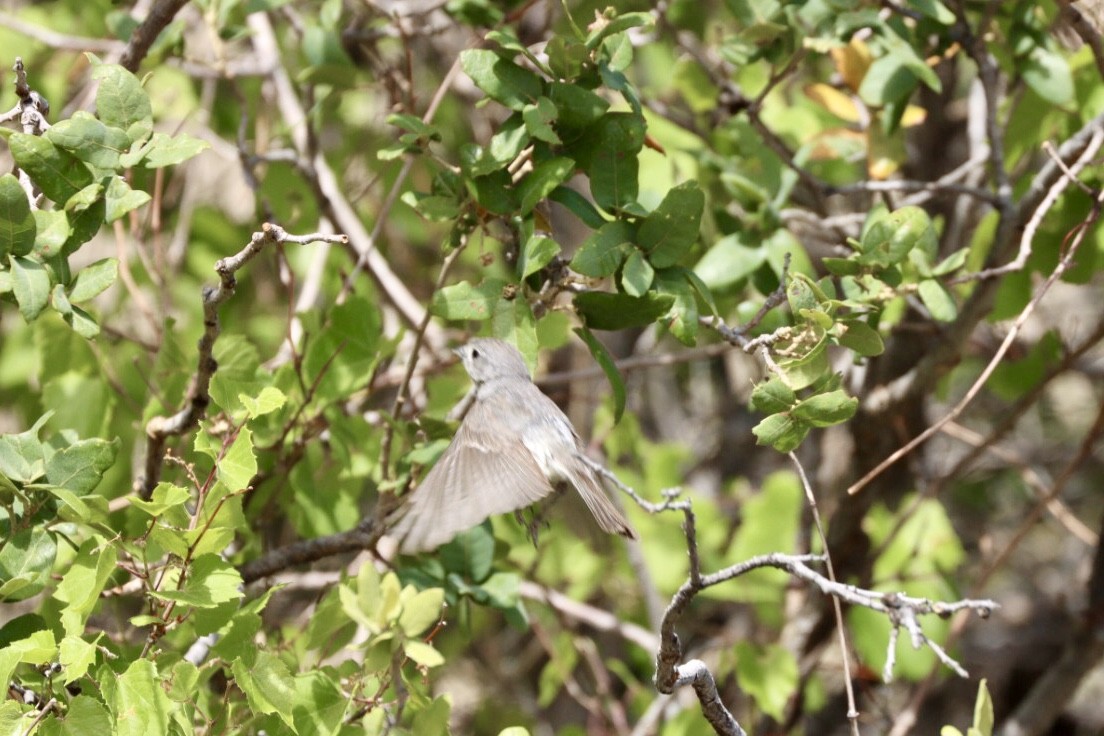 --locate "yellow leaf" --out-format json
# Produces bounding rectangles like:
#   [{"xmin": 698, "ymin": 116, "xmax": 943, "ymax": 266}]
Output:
[
  {"xmin": 832, "ymin": 38, "xmax": 872, "ymax": 92},
  {"xmin": 901, "ymin": 105, "xmax": 928, "ymax": 127},
  {"xmin": 805, "ymin": 83, "xmax": 861, "ymax": 123}
]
